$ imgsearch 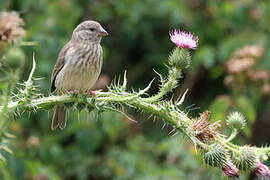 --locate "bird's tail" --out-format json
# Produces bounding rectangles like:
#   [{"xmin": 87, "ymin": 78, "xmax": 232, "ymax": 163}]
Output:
[{"xmin": 51, "ymin": 104, "xmax": 67, "ymax": 130}]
